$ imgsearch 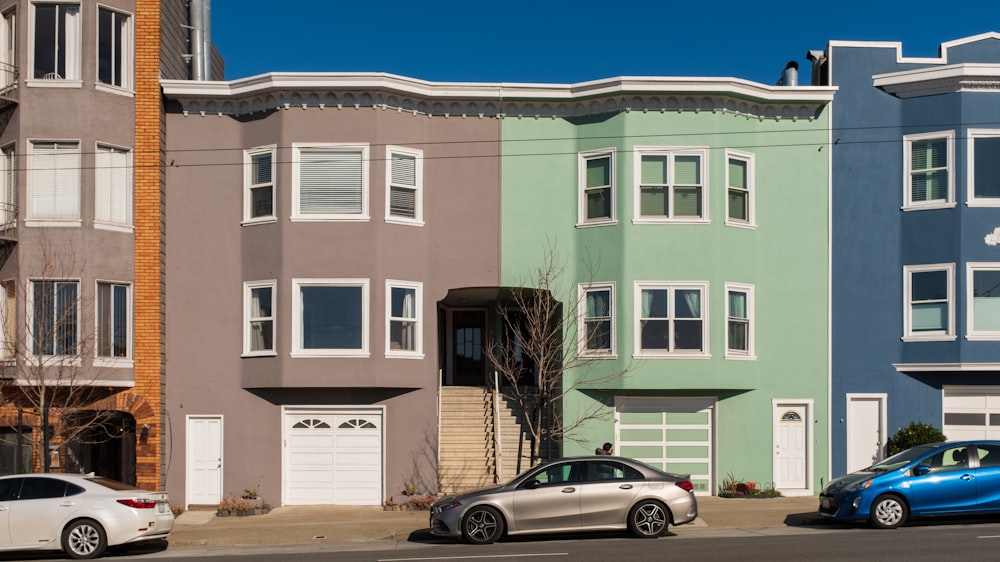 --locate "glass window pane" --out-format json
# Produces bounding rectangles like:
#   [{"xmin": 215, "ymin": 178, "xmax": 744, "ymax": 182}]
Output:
[
  {"xmin": 586, "ymin": 187, "xmax": 610, "ymax": 219},
  {"xmin": 728, "ymin": 159, "xmax": 746, "ymax": 189},
  {"xmin": 673, "ymin": 187, "xmax": 701, "ymax": 217},
  {"xmin": 912, "ymin": 302, "xmax": 947, "ymax": 331},
  {"xmin": 674, "ymin": 320, "xmax": 703, "ymax": 350},
  {"xmin": 728, "ymin": 190, "xmax": 747, "ymax": 221},
  {"xmin": 251, "ymin": 186, "xmax": 273, "ymax": 218},
  {"xmin": 675, "ymin": 290, "xmax": 701, "ymax": 319},
  {"xmin": 251, "ymin": 153, "xmax": 272, "ymax": 185},
  {"xmin": 640, "ymin": 187, "xmax": 667, "ymax": 217},
  {"xmin": 728, "ymin": 291, "xmax": 747, "ymax": 318},
  {"xmin": 586, "ymin": 157, "xmax": 610, "ymax": 188},
  {"xmin": 974, "ymin": 137, "xmax": 1000, "ymax": 198},
  {"xmin": 673, "ymin": 156, "xmax": 700, "ymax": 184},
  {"xmin": 729, "ymin": 321, "xmax": 748, "ymax": 351},
  {"xmin": 912, "ymin": 270, "xmax": 947, "ymax": 301},
  {"xmin": 391, "ymin": 287, "xmax": 415, "ymax": 318},
  {"xmin": 641, "ymin": 319, "xmax": 669, "ymax": 350},
  {"xmin": 301, "ymin": 286, "xmax": 362, "ymax": 349},
  {"xmin": 641, "ymin": 155, "xmax": 667, "ymax": 184}
]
